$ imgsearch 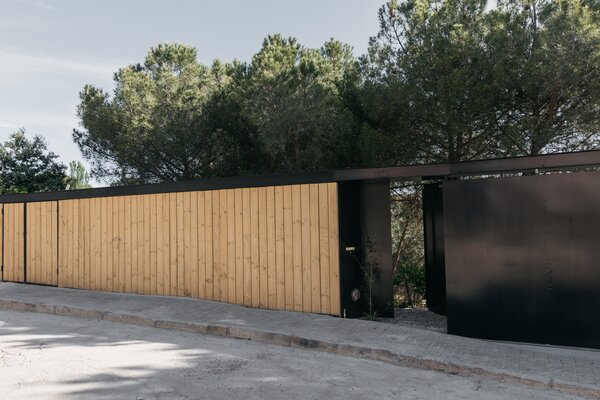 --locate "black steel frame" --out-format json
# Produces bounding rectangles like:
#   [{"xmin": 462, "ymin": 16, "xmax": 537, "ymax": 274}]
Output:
[{"xmin": 1, "ymin": 150, "xmax": 600, "ymax": 203}]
